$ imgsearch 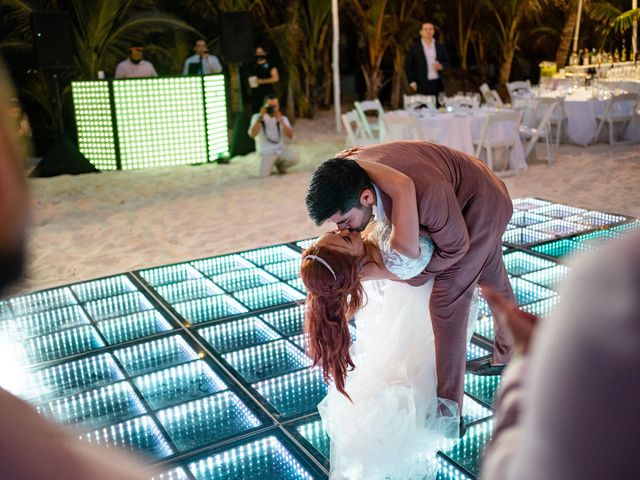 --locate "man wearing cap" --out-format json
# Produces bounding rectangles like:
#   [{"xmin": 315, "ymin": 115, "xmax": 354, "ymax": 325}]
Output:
[{"xmin": 114, "ymin": 45, "xmax": 158, "ymax": 79}]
